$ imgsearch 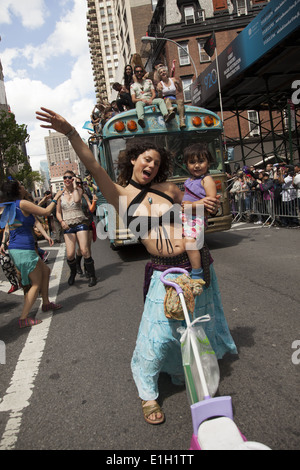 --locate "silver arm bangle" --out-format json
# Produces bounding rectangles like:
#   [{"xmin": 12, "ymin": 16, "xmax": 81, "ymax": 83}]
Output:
[{"xmin": 65, "ymin": 127, "xmax": 78, "ymax": 140}]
